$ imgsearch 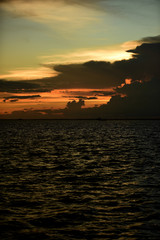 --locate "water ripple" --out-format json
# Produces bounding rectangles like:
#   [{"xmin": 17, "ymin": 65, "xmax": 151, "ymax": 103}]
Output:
[{"xmin": 0, "ymin": 120, "xmax": 160, "ymax": 240}]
